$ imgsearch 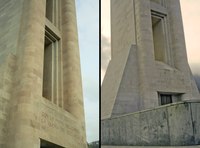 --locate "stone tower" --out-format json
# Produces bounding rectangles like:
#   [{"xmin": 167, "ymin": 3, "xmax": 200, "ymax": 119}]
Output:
[
  {"xmin": 101, "ymin": 0, "xmax": 200, "ymax": 146},
  {"xmin": 101, "ymin": 0, "xmax": 200, "ymax": 119},
  {"xmin": 0, "ymin": 0, "xmax": 87, "ymax": 147}
]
